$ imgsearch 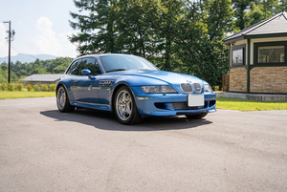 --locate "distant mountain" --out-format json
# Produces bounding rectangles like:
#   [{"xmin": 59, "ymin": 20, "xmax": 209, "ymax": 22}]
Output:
[{"xmin": 0, "ymin": 53, "xmax": 57, "ymax": 64}]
